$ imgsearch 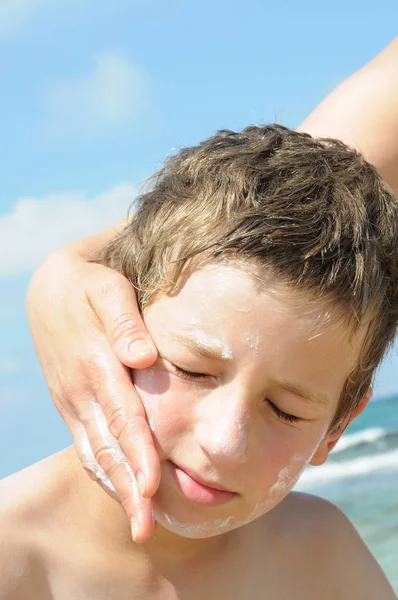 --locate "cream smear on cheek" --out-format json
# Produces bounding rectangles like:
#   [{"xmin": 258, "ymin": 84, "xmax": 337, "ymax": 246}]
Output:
[
  {"xmin": 268, "ymin": 453, "xmax": 308, "ymax": 498},
  {"xmin": 236, "ymin": 449, "xmax": 318, "ymax": 528}
]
